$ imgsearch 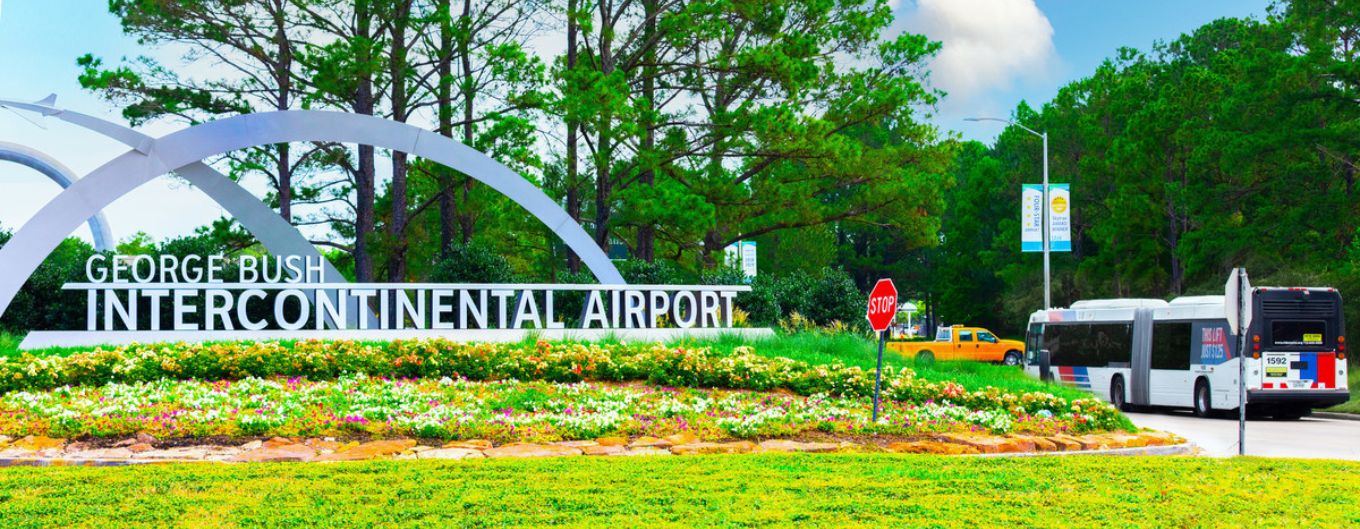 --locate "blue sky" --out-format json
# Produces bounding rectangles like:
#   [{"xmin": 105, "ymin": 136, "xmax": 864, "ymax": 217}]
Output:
[{"xmin": 0, "ymin": 0, "xmax": 1273, "ymax": 243}]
